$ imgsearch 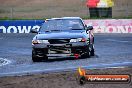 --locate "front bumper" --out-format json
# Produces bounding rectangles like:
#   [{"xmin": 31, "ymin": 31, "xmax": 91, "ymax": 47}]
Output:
[{"xmin": 32, "ymin": 42, "xmax": 89, "ymax": 57}]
